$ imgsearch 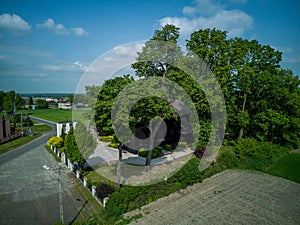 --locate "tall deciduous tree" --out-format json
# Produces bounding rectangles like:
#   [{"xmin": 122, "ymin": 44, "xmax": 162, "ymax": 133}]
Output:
[
  {"xmin": 95, "ymin": 75, "xmax": 134, "ymax": 135},
  {"xmin": 132, "ymin": 24, "xmax": 181, "ymax": 78},
  {"xmin": 29, "ymin": 96, "xmax": 33, "ymax": 107}
]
